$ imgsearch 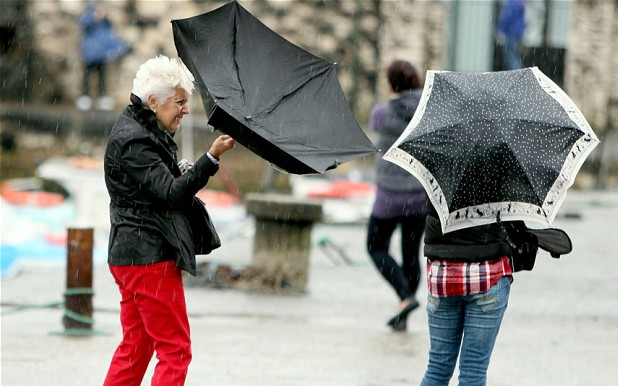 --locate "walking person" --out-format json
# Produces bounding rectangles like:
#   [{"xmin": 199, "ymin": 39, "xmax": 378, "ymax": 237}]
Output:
[
  {"xmin": 366, "ymin": 59, "xmax": 428, "ymax": 332},
  {"xmin": 497, "ymin": 0, "xmax": 527, "ymax": 70},
  {"xmin": 419, "ymin": 204, "xmax": 514, "ymax": 386},
  {"xmin": 76, "ymin": 1, "xmax": 129, "ymax": 111},
  {"xmin": 102, "ymin": 55, "xmax": 236, "ymax": 386}
]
